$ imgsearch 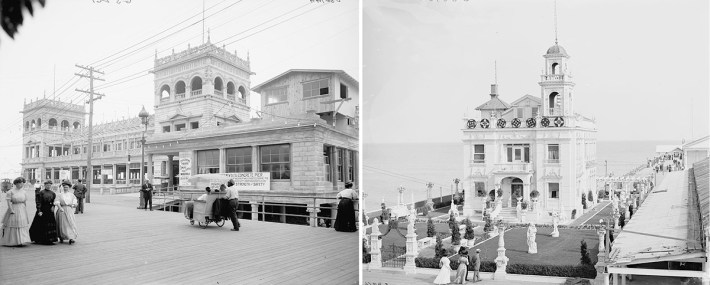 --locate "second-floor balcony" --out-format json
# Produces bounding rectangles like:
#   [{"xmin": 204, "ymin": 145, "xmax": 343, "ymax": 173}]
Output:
[
  {"xmin": 175, "ymin": 93, "xmax": 186, "ymax": 100},
  {"xmin": 493, "ymin": 162, "xmax": 532, "ymax": 173},
  {"xmin": 548, "ymin": 108, "xmax": 562, "ymax": 116},
  {"xmin": 191, "ymin": 89, "xmax": 202, "ymax": 96}
]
